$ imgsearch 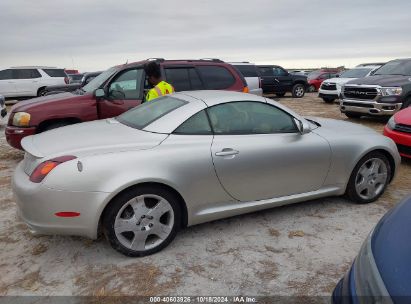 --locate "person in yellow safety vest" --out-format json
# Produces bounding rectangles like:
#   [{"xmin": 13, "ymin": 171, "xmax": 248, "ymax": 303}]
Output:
[{"xmin": 144, "ymin": 61, "xmax": 175, "ymax": 101}]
